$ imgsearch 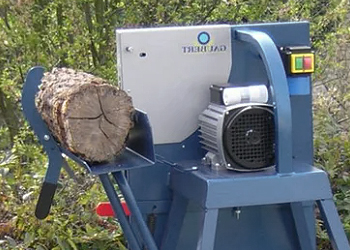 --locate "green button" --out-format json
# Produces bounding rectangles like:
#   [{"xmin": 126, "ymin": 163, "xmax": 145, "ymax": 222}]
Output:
[{"xmin": 295, "ymin": 57, "xmax": 303, "ymax": 70}]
